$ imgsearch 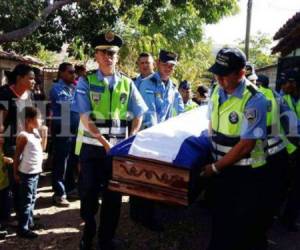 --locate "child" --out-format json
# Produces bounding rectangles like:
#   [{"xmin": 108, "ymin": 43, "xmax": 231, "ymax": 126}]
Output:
[
  {"xmin": 13, "ymin": 107, "xmax": 47, "ymax": 239},
  {"xmin": 0, "ymin": 136, "xmax": 13, "ymax": 239}
]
